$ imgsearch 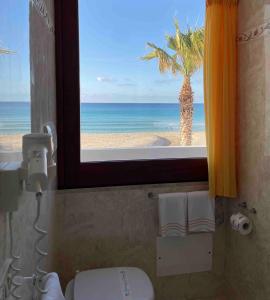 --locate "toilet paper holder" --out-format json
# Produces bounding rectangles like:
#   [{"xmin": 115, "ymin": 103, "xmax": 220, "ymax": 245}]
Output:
[{"xmin": 238, "ymin": 202, "xmax": 257, "ymax": 214}]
